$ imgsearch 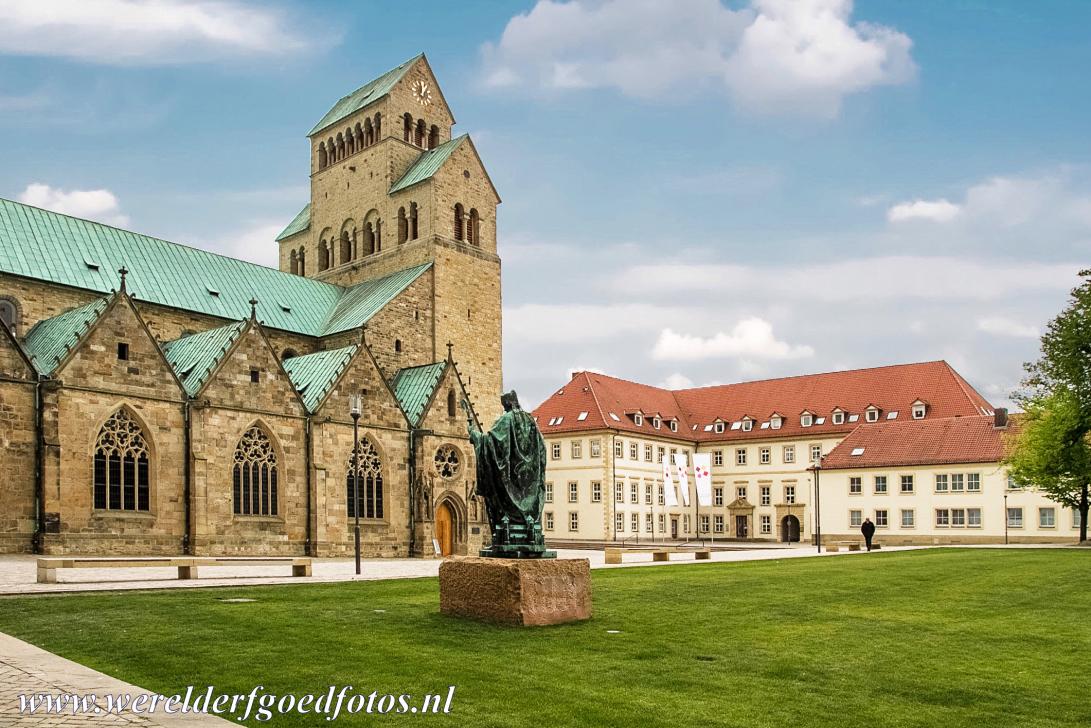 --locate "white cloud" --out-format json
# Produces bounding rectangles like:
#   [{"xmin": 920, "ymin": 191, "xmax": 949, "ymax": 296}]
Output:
[
  {"xmin": 887, "ymin": 198, "xmax": 961, "ymax": 223},
  {"xmin": 977, "ymin": 317, "xmax": 1041, "ymax": 339},
  {"xmin": 653, "ymin": 319, "xmax": 814, "ymax": 361},
  {"xmin": 481, "ymin": 0, "xmax": 914, "ymax": 117},
  {"xmin": 202, "ymin": 221, "xmax": 283, "ymax": 268},
  {"xmin": 18, "ymin": 183, "xmax": 129, "ymax": 226},
  {"xmin": 660, "ymin": 372, "xmax": 695, "ymax": 390},
  {"xmin": 0, "ymin": 0, "xmax": 314, "ymax": 65}
]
